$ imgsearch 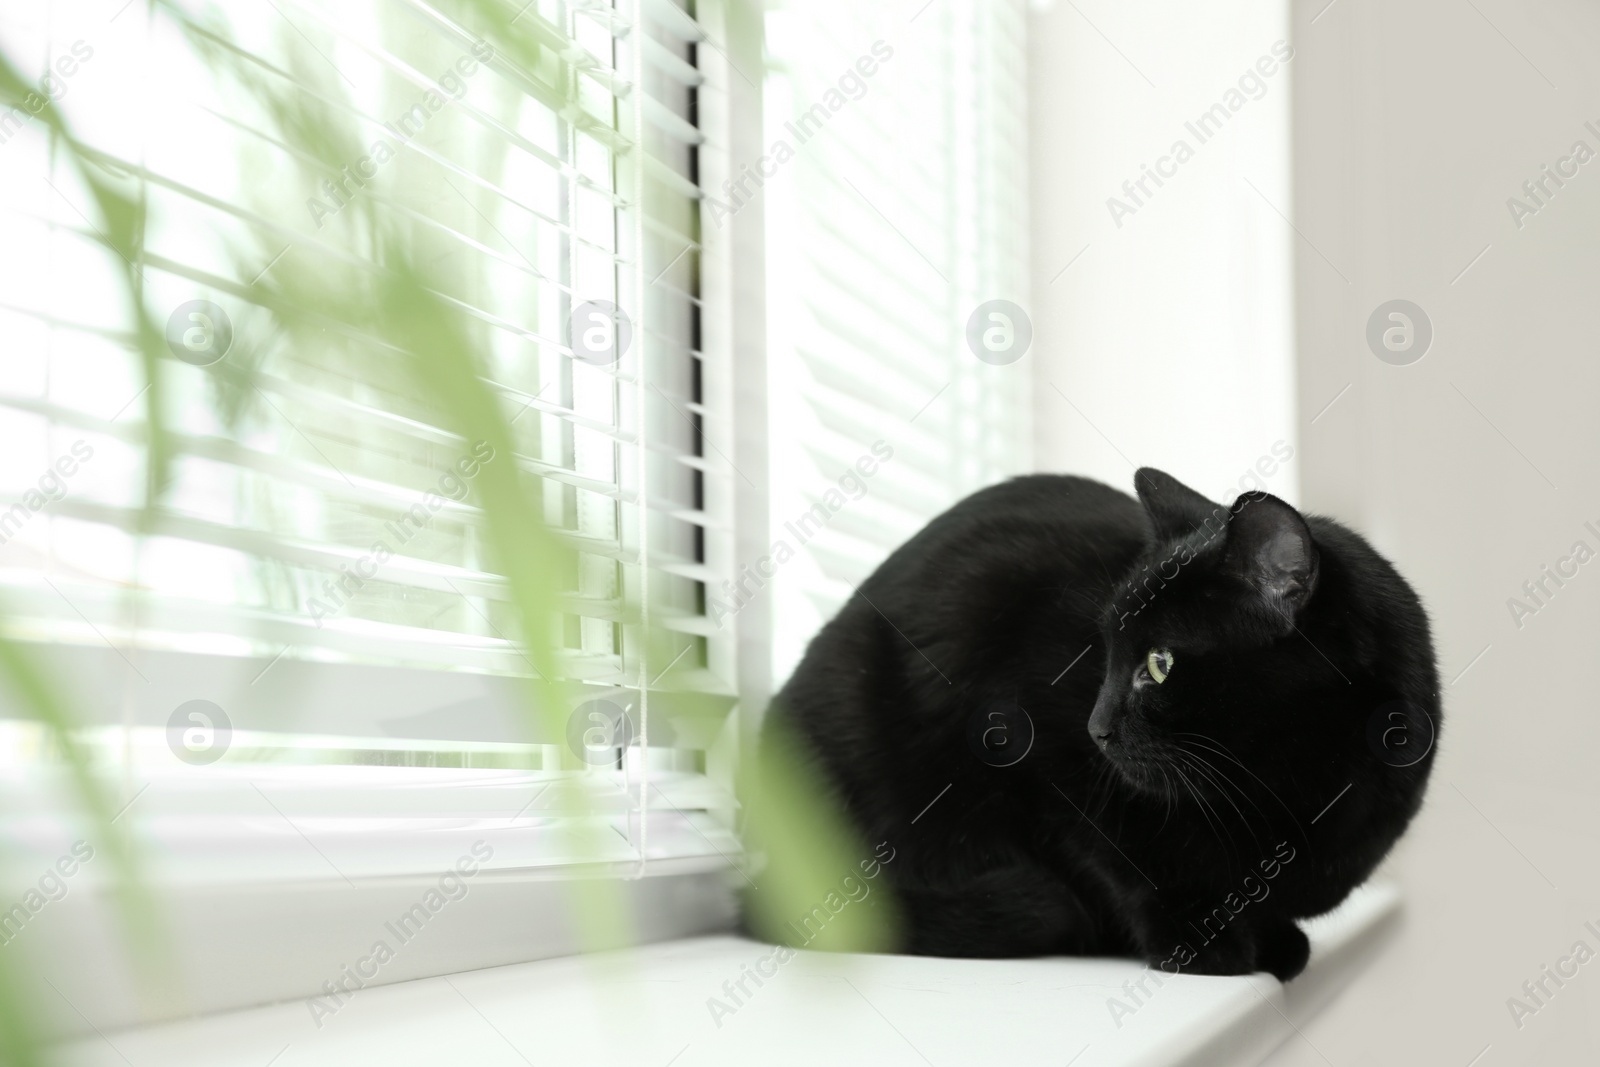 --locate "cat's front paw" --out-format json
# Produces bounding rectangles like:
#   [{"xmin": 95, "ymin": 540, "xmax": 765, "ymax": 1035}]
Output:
[
  {"xmin": 1148, "ymin": 918, "xmax": 1309, "ymax": 980},
  {"xmin": 1160, "ymin": 925, "xmax": 1258, "ymax": 976},
  {"xmin": 1253, "ymin": 920, "xmax": 1309, "ymax": 981}
]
